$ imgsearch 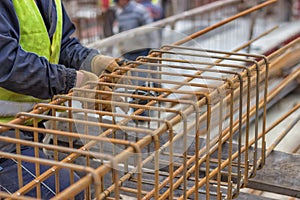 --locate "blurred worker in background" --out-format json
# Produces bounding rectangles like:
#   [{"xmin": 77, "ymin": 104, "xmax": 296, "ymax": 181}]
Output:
[
  {"xmin": 114, "ymin": 0, "xmax": 160, "ymax": 86},
  {"xmin": 114, "ymin": 0, "xmax": 161, "ymax": 118},
  {"xmin": 136, "ymin": 0, "xmax": 164, "ymax": 22},
  {"xmin": 0, "ymin": 0, "xmax": 121, "ymax": 199},
  {"xmin": 101, "ymin": 0, "xmax": 116, "ymax": 38},
  {"xmin": 101, "ymin": 0, "xmax": 117, "ymax": 55},
  {"xmin": 136, "ymin": 0, "xmax": 164, "ymax": 49},
  {"xmin": 114, "ymin": 0, "xmax": 153, "ymax": 34}
]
